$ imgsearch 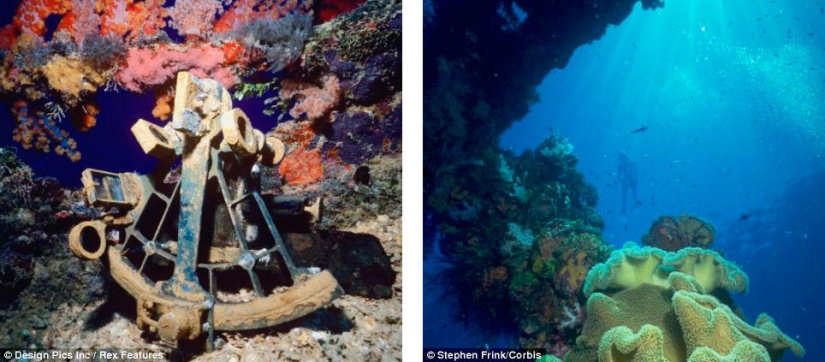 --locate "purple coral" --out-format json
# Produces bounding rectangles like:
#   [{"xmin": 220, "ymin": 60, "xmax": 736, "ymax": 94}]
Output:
[{"xmin": 325, "ymin": 111, "xmax": 378, "ymax": 165}]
